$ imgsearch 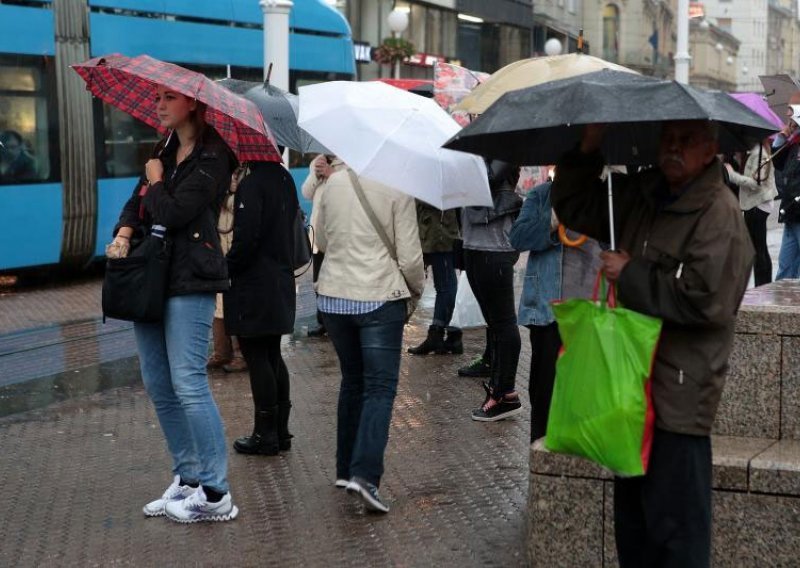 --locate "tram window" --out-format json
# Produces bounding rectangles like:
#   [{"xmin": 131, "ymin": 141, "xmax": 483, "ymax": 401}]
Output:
[
  {"xmin": 0, "ymin": 55, "xmax": 57, "ymax": 185},
  {"xmin": 96, "ymin": 102, "xmax": 159, "ymax": 179}
]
